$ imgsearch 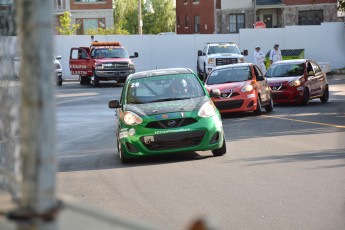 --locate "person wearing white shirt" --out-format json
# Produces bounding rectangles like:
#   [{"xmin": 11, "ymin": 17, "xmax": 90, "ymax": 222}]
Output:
[
  {"xmin": 254, "ymin": 46, "xmax": 266, "ymax": 74},
  {"xmin": 269, "ymin": 44, "xmax": 282, "ymax": 64}
]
